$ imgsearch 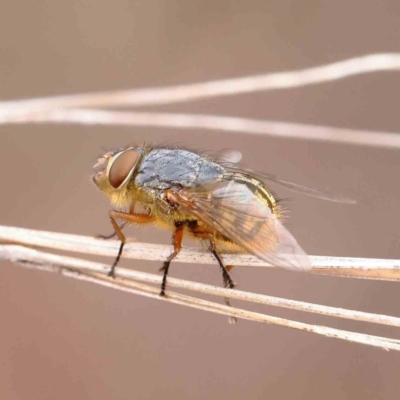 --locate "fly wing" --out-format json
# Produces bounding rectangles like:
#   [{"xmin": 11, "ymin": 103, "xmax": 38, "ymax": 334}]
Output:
[
  {"xmin": 177, "ymin": 179, "xmax": 311, "ymax": 271},
  {"xmin": 225, "ymin": 164, "xmax": 356, "ymax": 204}
]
